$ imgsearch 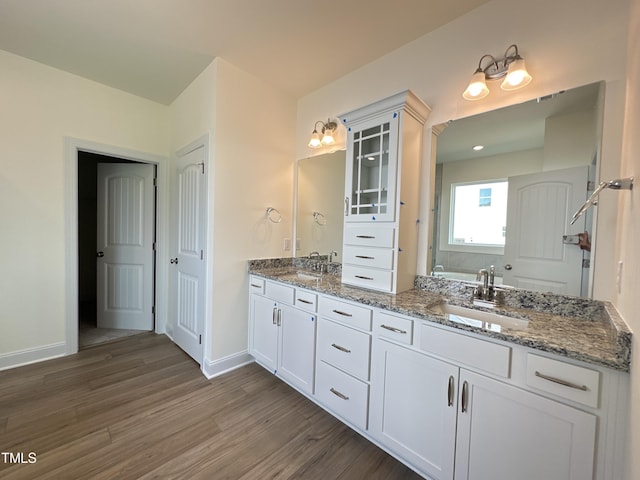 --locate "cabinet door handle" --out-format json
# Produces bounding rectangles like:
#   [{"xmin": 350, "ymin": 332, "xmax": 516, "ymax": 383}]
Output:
[
  {"xmin": 345, "ymin": 197, "xmax": 349, "ymax": 216},
  {"xmin": 330, "ymin": 387, "xmax": 349, "ymax": 401},
  {"xmin": 272, "ymin": 307, "xmax": 278, "ymax": 325},
  {"xmin": 332, "ymin": 309, "xmax": 353, "ymax": 317},
  {"xmin": 297, "ymin": 298, "xmax": 313, "ymax": 305},
  {"xmin": 250, "ymin": 283, "xmax": 262, "ymax": 289},
  {"xmin": 355, "ymin": 255, "xmax": 375, "ymax": 260},
  {"xmin": 461, "ymin": 380, "xmax": 469, "ymax": 413},
  {"xmin": 447, "ymin": 376, "xmax": 455, "ymax": 407},
  {"xmin": 355, "ymin": 275, "xmax": 374, "ymax": 280},
  {"xmin": 331, "ymin": 343, "xmax": 351, "ymax": 353},
  {"xmin": 534, "ymin": 371, "xmax": 588, "ymax": 391},
  {"xmin": 380, "ymin": 324, "xmax": 407, "ymax": 334},
  {"xmin": 277, "ymin": 308, "xmax": 282, "ymax": 326}
]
